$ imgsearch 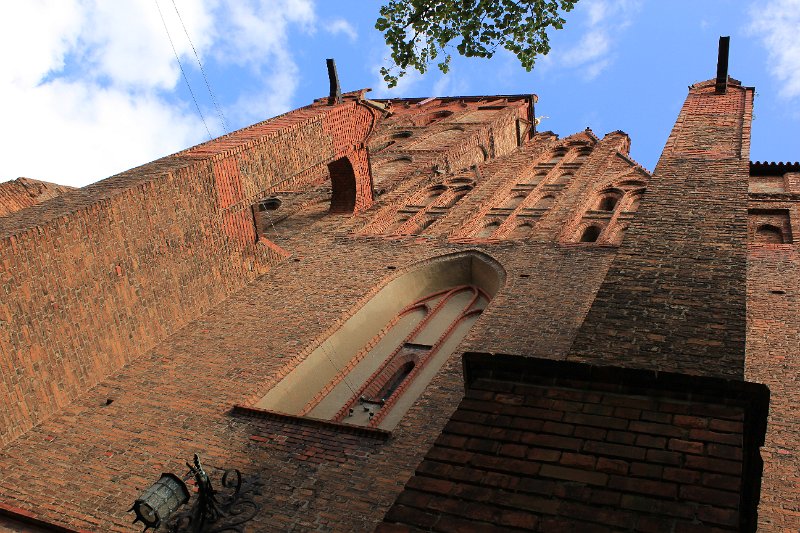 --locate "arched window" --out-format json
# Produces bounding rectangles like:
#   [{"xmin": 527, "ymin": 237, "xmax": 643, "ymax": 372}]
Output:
[
  {"xmin": 548, "ymin": 151, "xmax": 566, "ymax": 163},
  {"xmin": 598, "ymin": 195, "xmax": 619, "ymax": 211},
  {"xmin": 501, "ymin": 195, "xmax": 526, "ymax": 209},
  {"xmin": 254, "ymin": 252, "xmax": 504, "ymax": 430},
  {"xmin": 328, "ymin": 156, "xmax": 356, "ymax": 213},
  {"xmin": 477, "ymin": 221, "xmax": 501, "ymax": 238},
  {"xmin": 443, "ymin": 187, "xmax": 472, "ymax": 208},
  {"xmin": 508, "ymin": 223, "xmax": 533, "ymax": 240},
  {"xmin": 755, "ymin": 224, "xmax": 784, "ymax": 244},
  {"xmin": 580, "ymin": 226, "xmax": 602, "ymax": 243},
  {"xmin": 417, "ymin": 186, "xmax": 446, "ymax": 206},
  {"xmin": 534, "ymin": 195, "xmax": 555, "ymax": 209}
]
